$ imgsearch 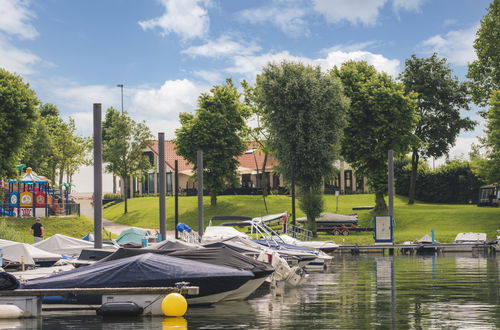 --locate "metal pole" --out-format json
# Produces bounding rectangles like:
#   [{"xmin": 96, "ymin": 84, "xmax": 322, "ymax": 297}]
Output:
[
  {"xmin": 158, "ymin": 133, "xmax": 166, "ymax": 241},
  {"xmin": 117, "ymin": 84, "xmax": 124, "ymax": 114},
  {"xmin": 291, "ymin": 166, "xmax": 296, "ymax": 227},
  {"xmin": 93, "ymin": 103, "xmax": 103, "ymax": 249},
  {"xmin": 174, "ymin": 160, "xmax": 179, "ymax": 240},
  {"xmin": 388, "ymin": 150, "xmax": 395, "ymax": 218},
  {"xmin": 197, "ymin": 151, "xmax": 204, "ymax": 237}
]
